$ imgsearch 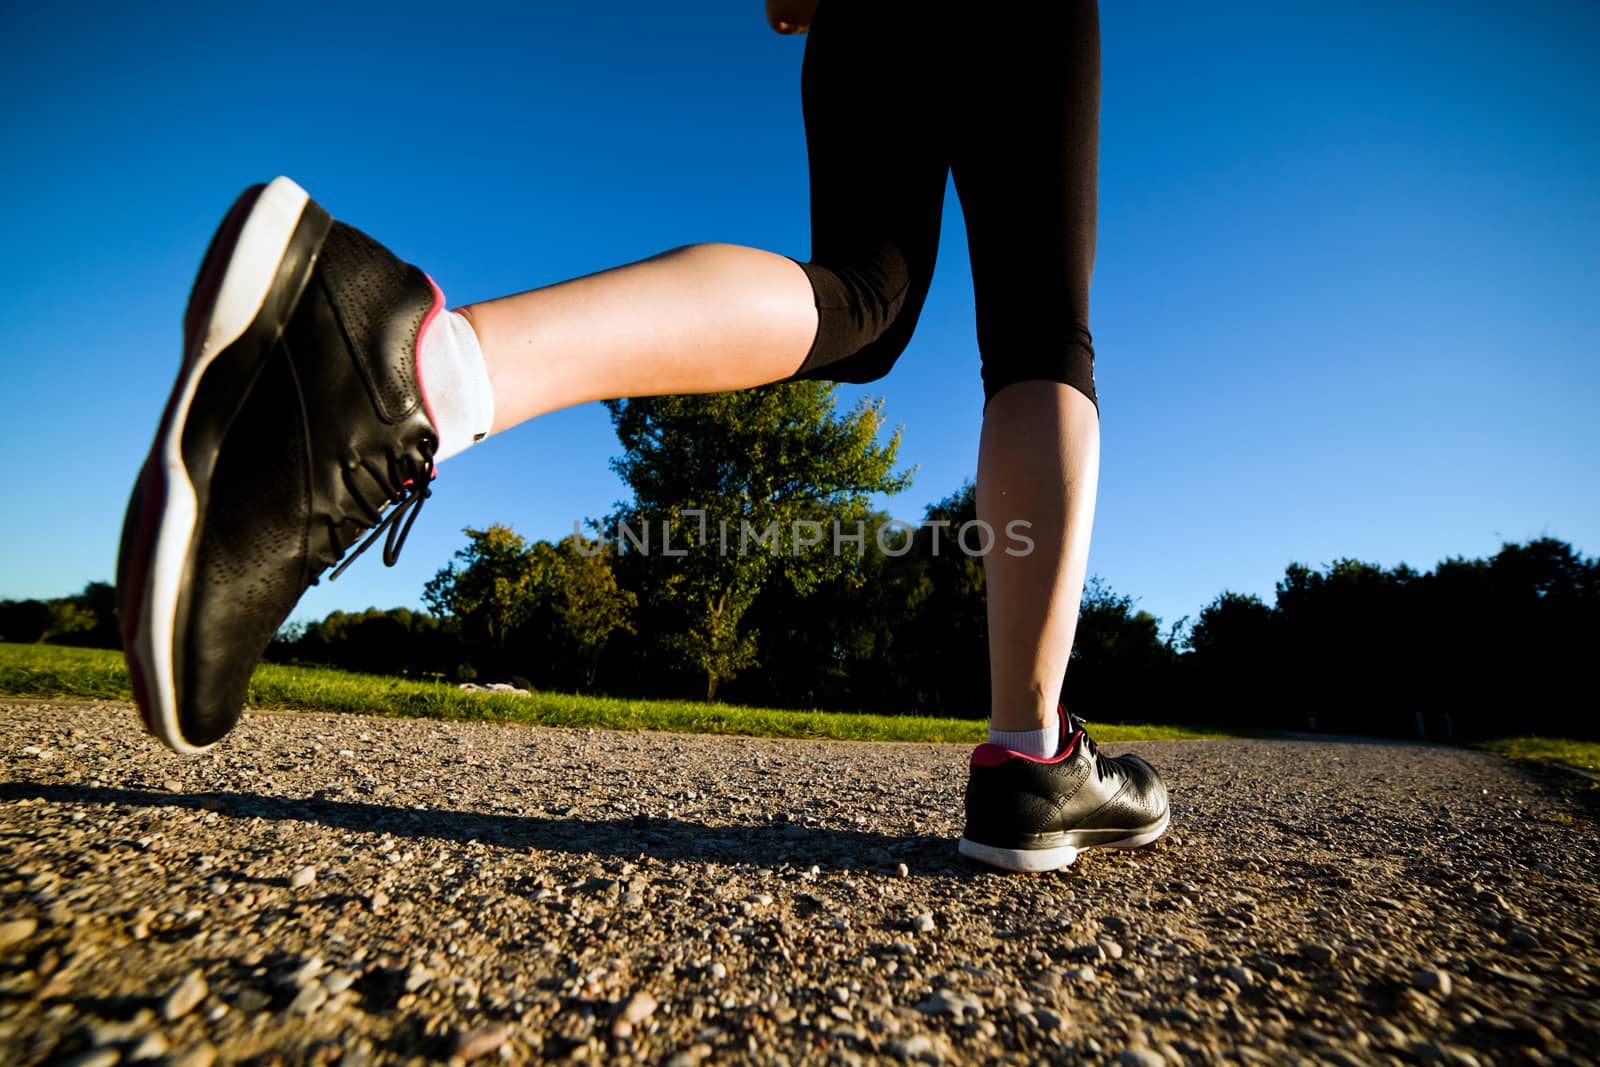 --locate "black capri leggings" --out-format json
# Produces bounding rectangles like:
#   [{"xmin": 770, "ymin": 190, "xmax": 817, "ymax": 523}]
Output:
[{"xmin": 783, "ymin": 1, "xmax": 1101, "ymax": 411}]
